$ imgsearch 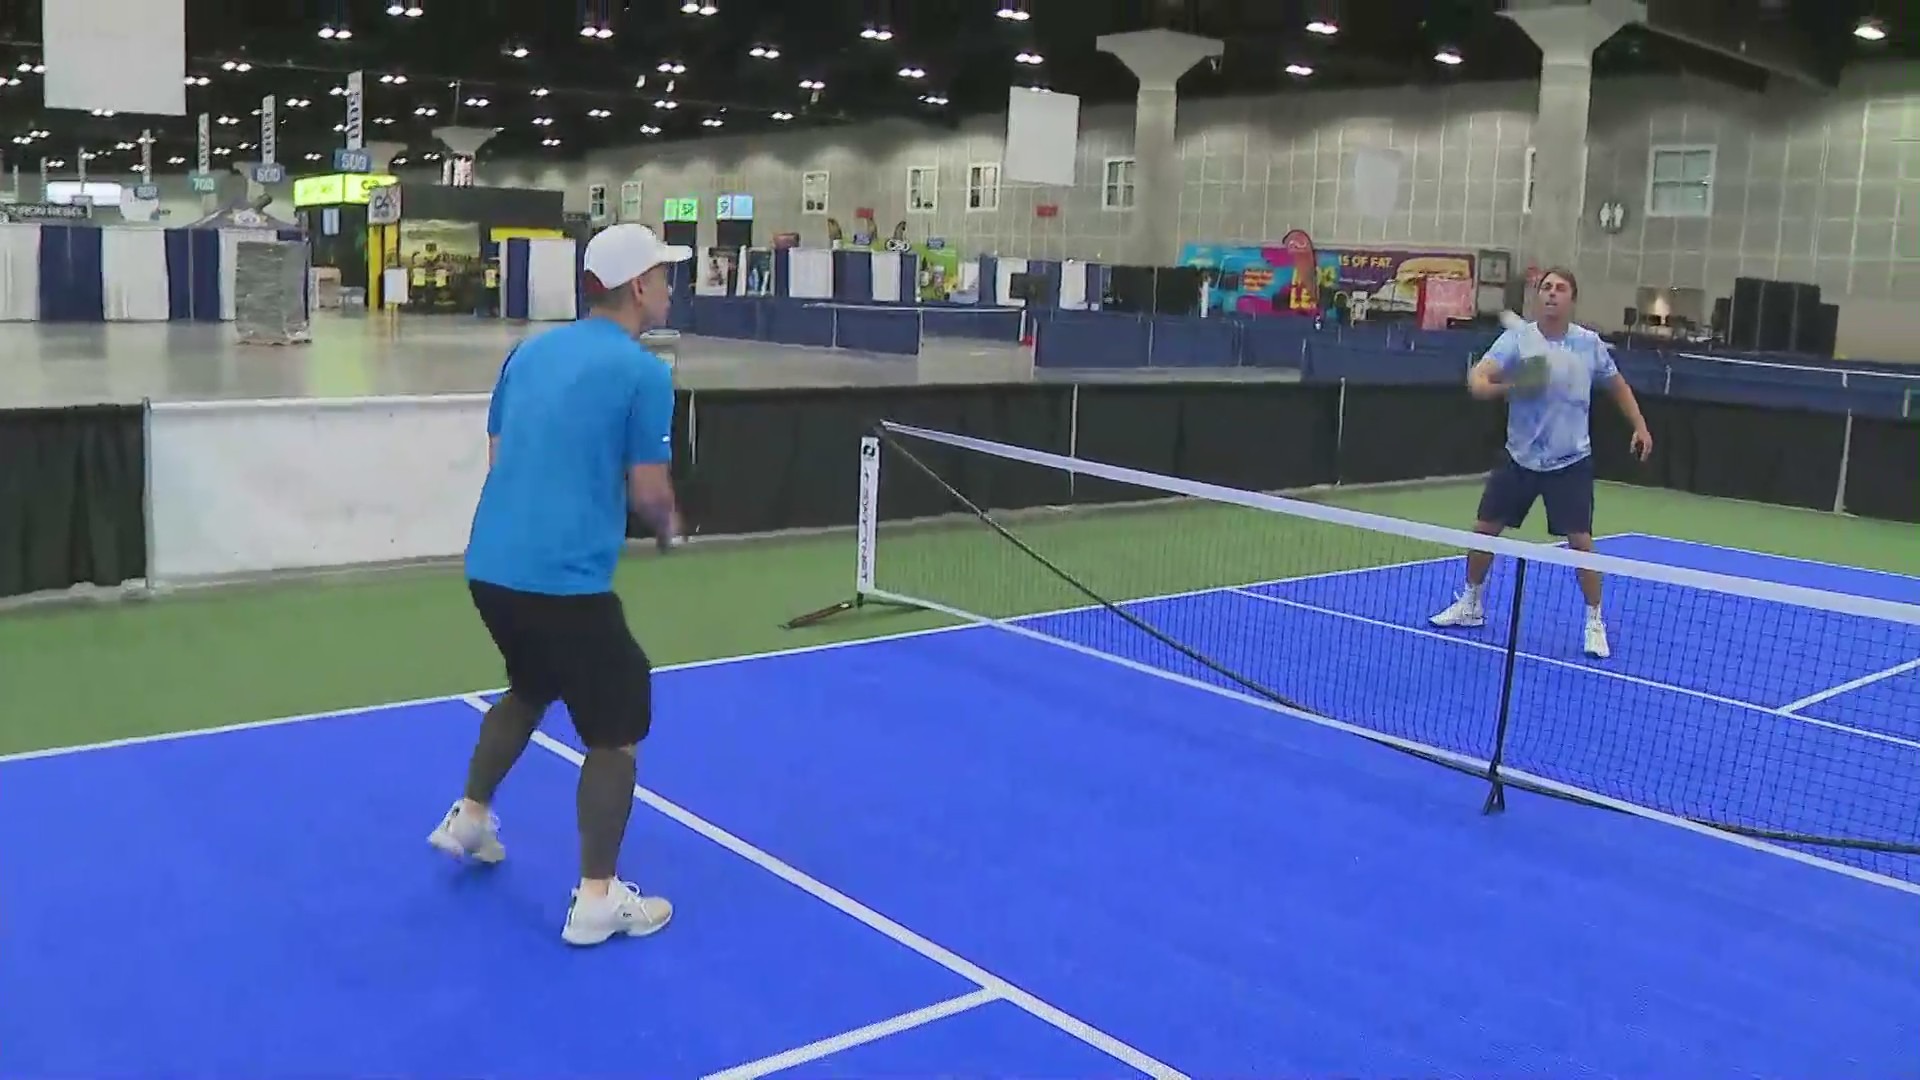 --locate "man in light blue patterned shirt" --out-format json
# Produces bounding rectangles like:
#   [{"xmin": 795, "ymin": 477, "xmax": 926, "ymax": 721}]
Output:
[{"xmin": 1429, "ymin": 268, "xmax": 1653, "ymax": 659}]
